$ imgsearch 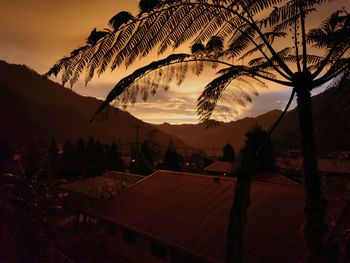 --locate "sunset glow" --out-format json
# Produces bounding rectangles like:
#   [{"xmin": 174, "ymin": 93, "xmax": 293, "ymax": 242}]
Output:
[{"xmin": 1, "ymin": 0, "xmax": 349, "ymax": 124}]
